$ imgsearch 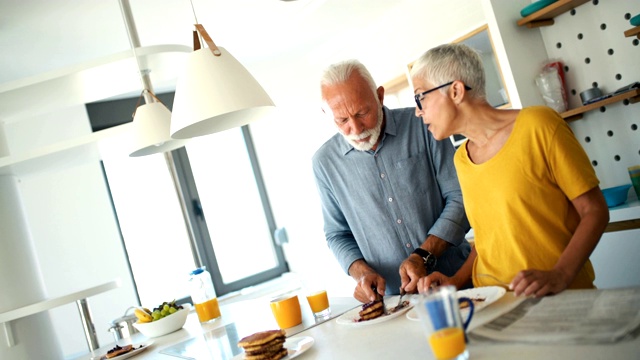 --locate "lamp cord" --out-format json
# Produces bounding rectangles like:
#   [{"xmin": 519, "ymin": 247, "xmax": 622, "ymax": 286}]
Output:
[
  {"xmin": 189, "ymin": 0, "xmax": 203, "ymax": 47},
  {"xmin": 189, "ymin": 0, "xmax": 199, "ymax": 25}
]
